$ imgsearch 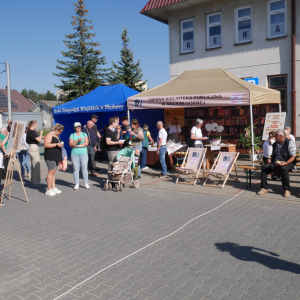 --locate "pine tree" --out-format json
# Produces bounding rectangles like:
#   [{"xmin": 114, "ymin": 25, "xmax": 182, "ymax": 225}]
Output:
[
  {"xmin": 109, "ymin": 28, "xmax": 146, "ymax": 92},
  {"xmin": 53, "ymin": 0, "xmax": 108, "ymax": 101}
]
